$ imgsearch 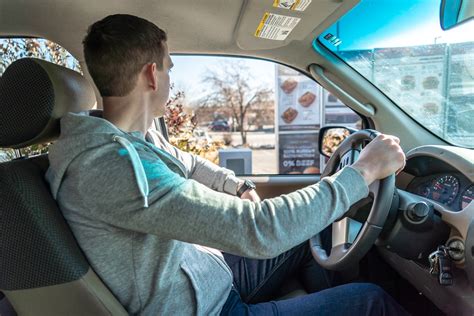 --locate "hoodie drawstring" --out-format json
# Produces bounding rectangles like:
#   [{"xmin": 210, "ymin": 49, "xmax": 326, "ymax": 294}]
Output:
[{"xmin": 113, "ymin": 135, "xmax": 149, "ymax": 208}]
